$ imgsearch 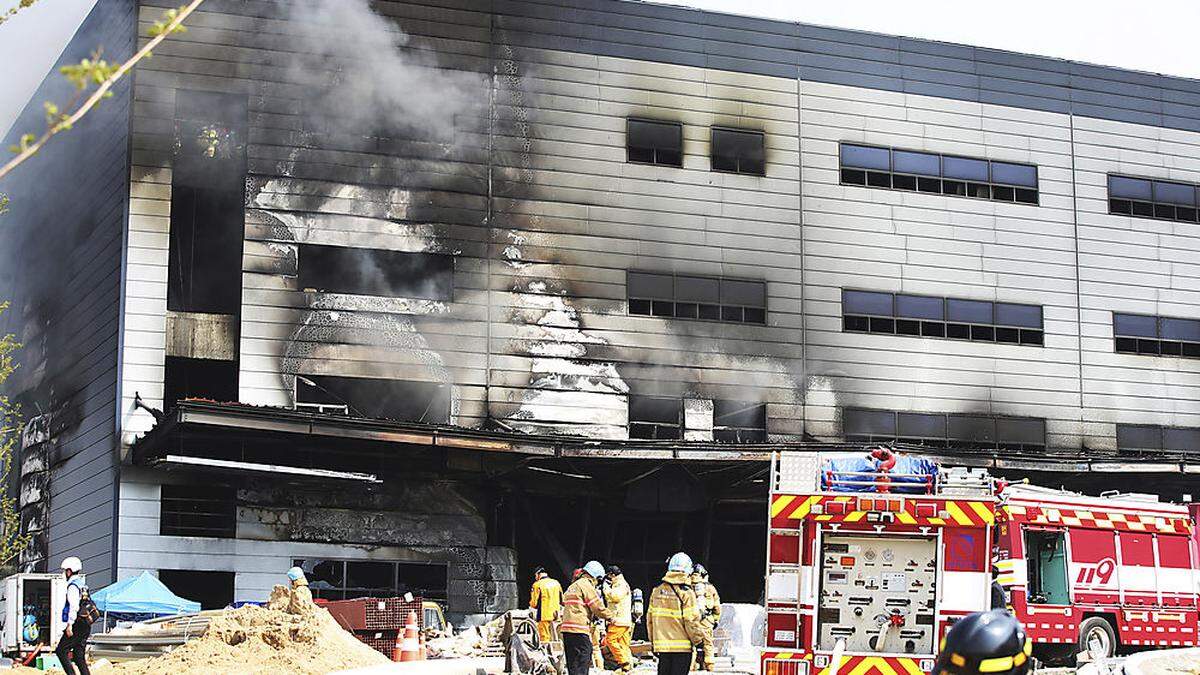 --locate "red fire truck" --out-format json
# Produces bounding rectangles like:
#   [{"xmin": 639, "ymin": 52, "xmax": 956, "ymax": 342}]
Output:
[
  {"xmin": 995, "ymin": 484, "xmax": 1199, "ymax": 659},
  {"xmin": 762, "ymin": 450, "xmax": 997, "ymax": 675},
  {"xmin": 762, "ymin": 449, "xmax": 1200, "ymax": 675}
]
